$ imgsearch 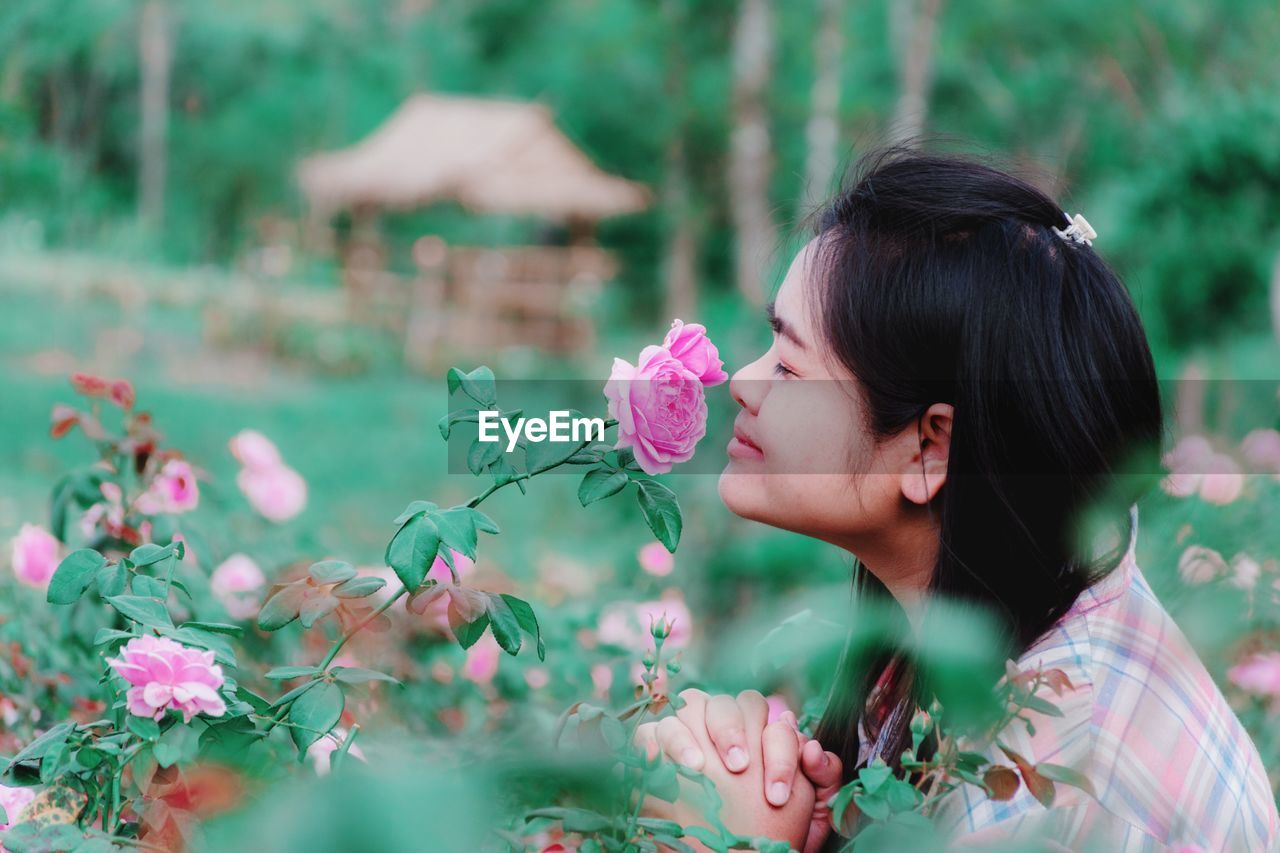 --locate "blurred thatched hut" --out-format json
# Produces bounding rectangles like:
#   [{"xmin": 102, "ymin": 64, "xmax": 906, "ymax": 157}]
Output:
[{"xmin": 295, "ymin": 93, "xmax": 651, "ymax": 365}]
